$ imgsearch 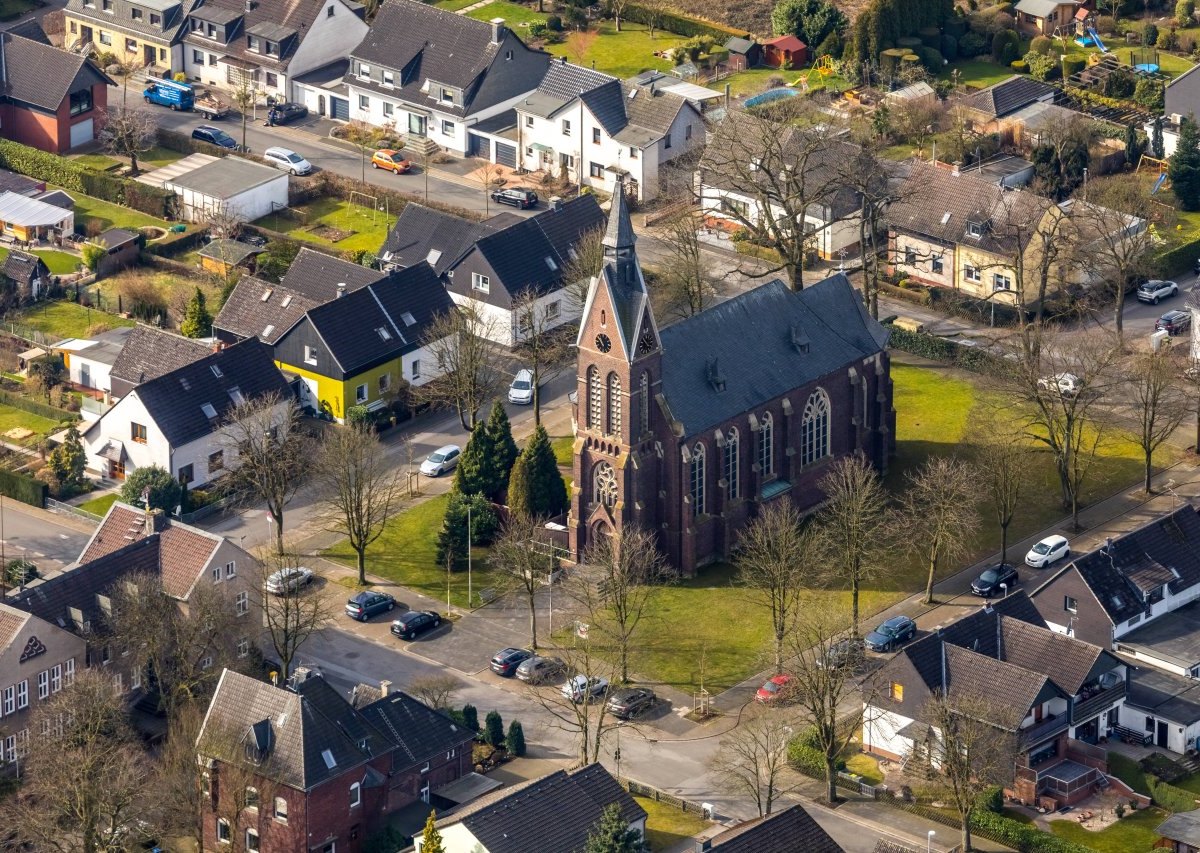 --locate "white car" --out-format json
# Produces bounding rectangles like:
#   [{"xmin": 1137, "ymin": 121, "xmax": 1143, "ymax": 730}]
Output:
[
  {"xmin": 1038, "ymin": 373, "xmax": 1082, "ymax": 397},
  {"xmin": 1025, "ymin": 535, "xmax": 1070, "ymax": 568},
  {"xmin": 262, "ymin": 146, "xmax": 313, "ymax": 176},
  {"xmin": 265, "ymin": 566, "xmax": 314, "ymax": 595},
  {"xmin": 508, "ymin": 369, "xmax": 534, "ymax": 405},
  {"xmin": 562, "ymin": 674, "xmax": 609, "ymax": 704},
  {"xmin": 420, "ymin": 444, "xmax": 461, "ymax": 477}
]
